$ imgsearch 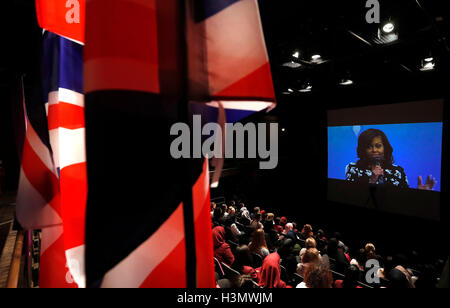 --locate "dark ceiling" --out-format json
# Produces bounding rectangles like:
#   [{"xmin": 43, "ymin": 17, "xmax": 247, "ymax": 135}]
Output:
[{"xmin": 257, "ymin": 0, "xmax": 449, "ymax": 112}]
